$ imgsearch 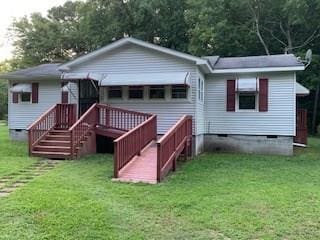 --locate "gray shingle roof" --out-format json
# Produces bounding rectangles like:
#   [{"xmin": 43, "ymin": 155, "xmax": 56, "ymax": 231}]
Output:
[
  {"xmin": 210, "ymin": 54, "xmax": 303, "ymax": 69},
  {"xmin": 202, "ymin": 56, "xmax": 220, "ymax": 68},
  {"xmin": 0, "ymin": 63, "xmax": 61, "ymax": 80}
]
